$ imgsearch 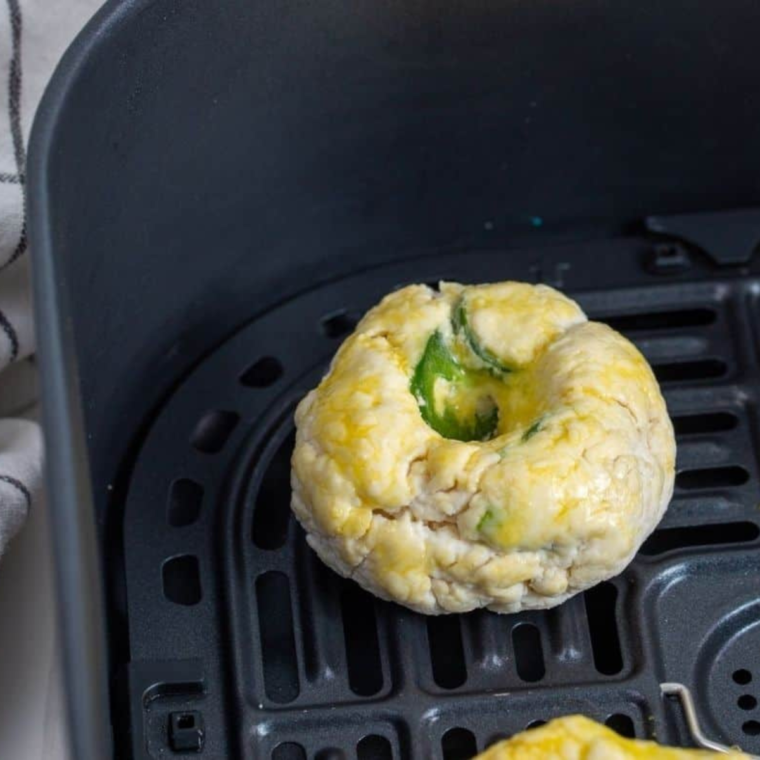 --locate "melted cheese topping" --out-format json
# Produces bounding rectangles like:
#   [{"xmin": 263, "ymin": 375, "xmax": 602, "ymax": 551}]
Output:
[{"xmin": 291, "ymin": 281, "xmax": 676, "ymax": 613}]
